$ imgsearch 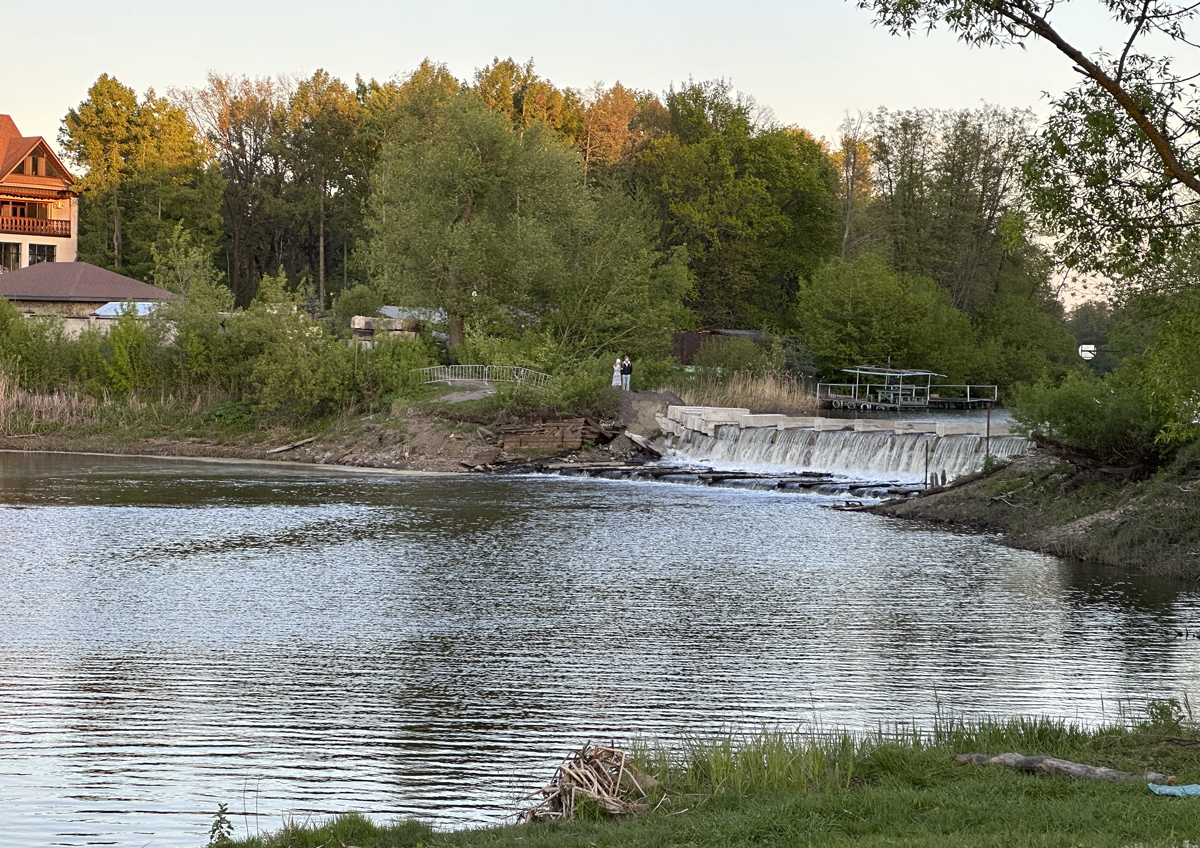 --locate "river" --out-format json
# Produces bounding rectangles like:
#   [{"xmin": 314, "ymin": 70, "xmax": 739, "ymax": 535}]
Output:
[{"xmin": 1, "ymin": 451, "xmax": 1198, "ymax": 846}]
